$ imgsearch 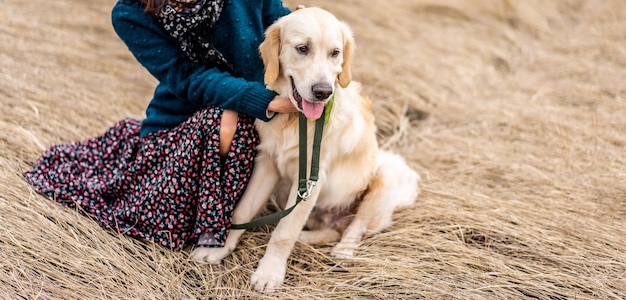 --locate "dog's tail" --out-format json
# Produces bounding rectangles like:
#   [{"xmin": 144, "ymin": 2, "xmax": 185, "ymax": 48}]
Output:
[
  {"xmin": 375, "ymin": 150, "xmax": 421, "ymax": 209},
  {"xmin": 358, "ymin": 150, "xmax": 420, "ymax": 236}
]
